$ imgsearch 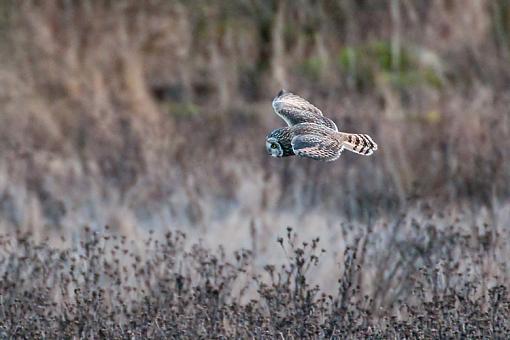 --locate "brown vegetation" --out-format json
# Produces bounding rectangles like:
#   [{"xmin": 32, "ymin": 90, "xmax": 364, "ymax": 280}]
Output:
[
  {"xmin": 0, "ymin": 1, "xmax": 508, "ymax": 337},
  {"xmin": 0, "ymin": 1, "xmax": 507, "ymax": 233},
  {"xmin": 0, "ymin": 224, "xmax": 509, "ymax": 338}
]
